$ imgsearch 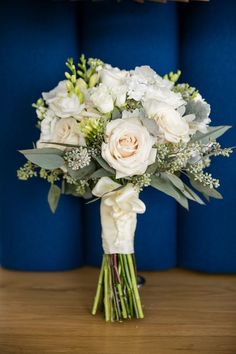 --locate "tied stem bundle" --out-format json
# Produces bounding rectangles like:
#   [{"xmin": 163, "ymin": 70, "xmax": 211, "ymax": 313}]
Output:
[{"xmin": 92, "ymin": 254, "xmax": 144, "ymax": 322}]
